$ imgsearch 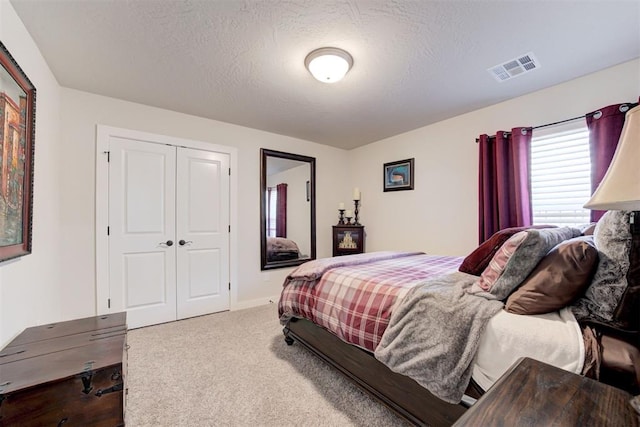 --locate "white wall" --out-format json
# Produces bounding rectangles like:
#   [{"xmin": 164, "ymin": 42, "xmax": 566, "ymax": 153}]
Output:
[
  {"xmin": 1, "ymin": 0, "xmax": 351, "ymax": 346},
  {"xmin": 2, "ymin": 0, "xmax": 638, "ymax": 348},
  {"xmin": 350, "ymin": 59, "xmax": 640, "ymax": 257},
  {"xmin": 59, "ymin": 88, "xmax": 350, "ymax": 313},
  {"xmin": 0, "ymin": 0, "xmax": 64, "ymax": 345}
]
